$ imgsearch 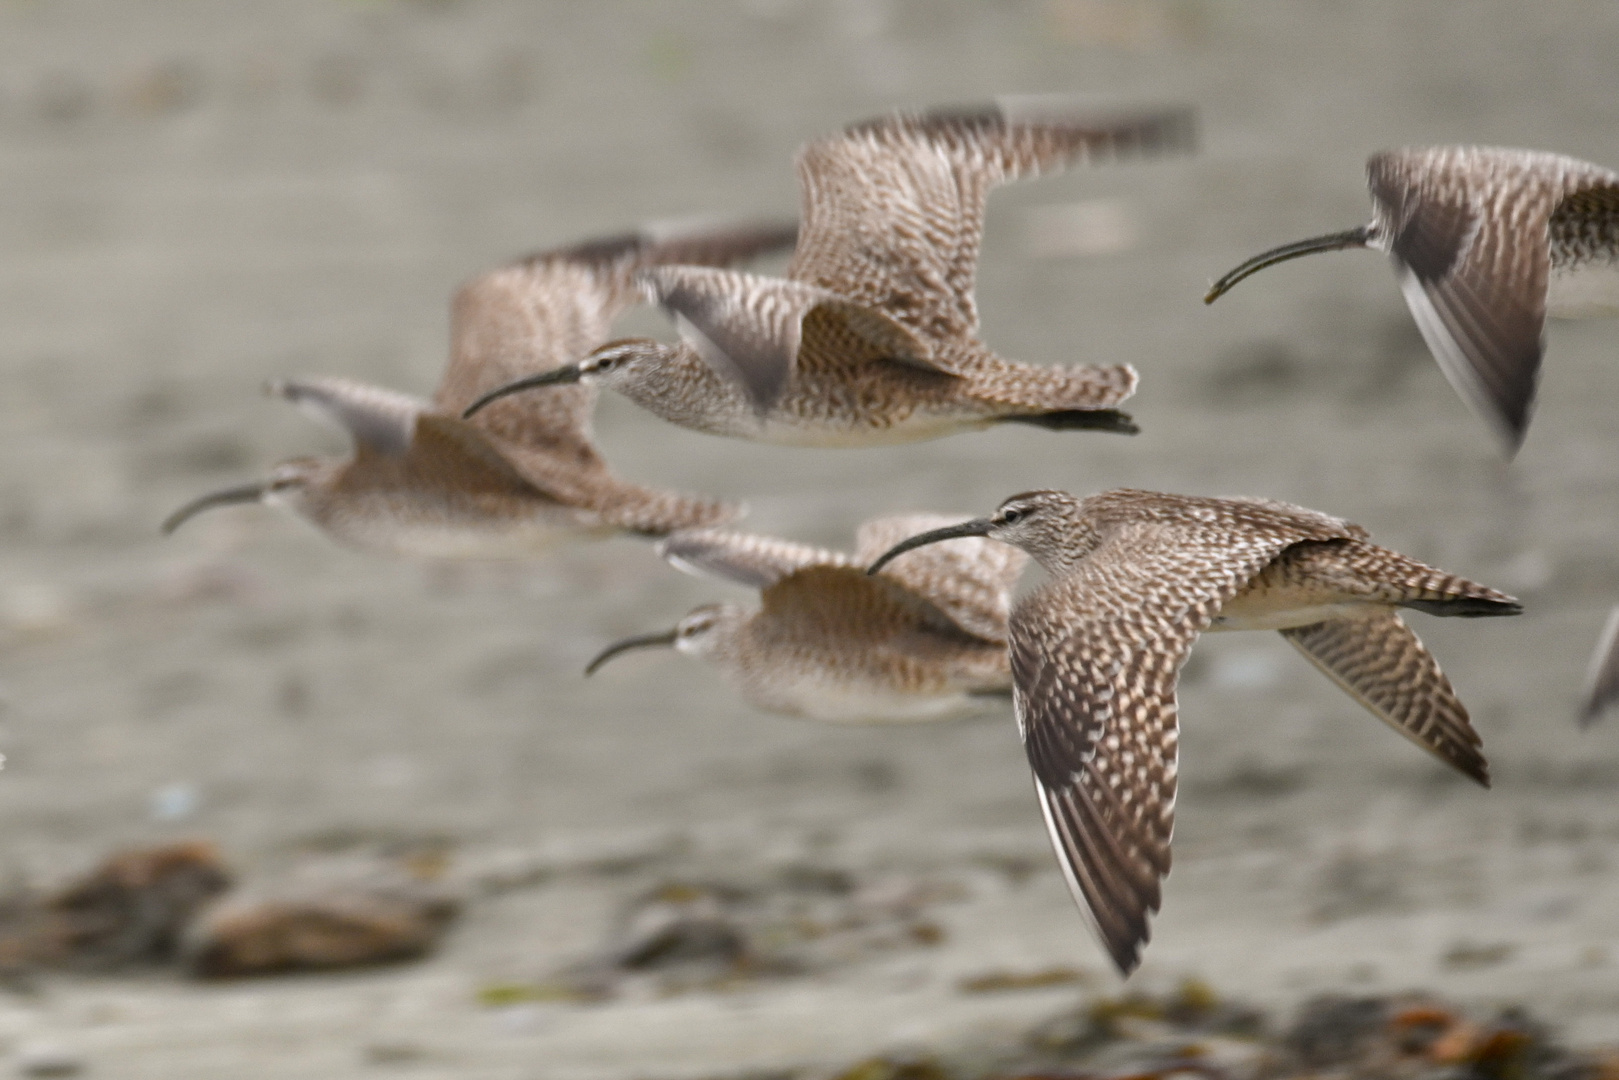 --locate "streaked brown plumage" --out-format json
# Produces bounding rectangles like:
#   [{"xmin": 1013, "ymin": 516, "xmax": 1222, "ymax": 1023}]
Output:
[
  {"xmin": 1206, "ymin": 146, "xmax": 1619, "ymax": 454},
  {"xmin": 465, "ymin": 98, "xmax": 1197, "ymax": 446},
  {"xmin": 585, "ymin": 514, "xmax": 1027, "ymax": 722},
  {"xmin": 867, "ymin": 488, "xmax": 1520, "ymax": 975},
  {"xmin": 161, "ymin": 220, "xmax": 798, "ymax": 555}
]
